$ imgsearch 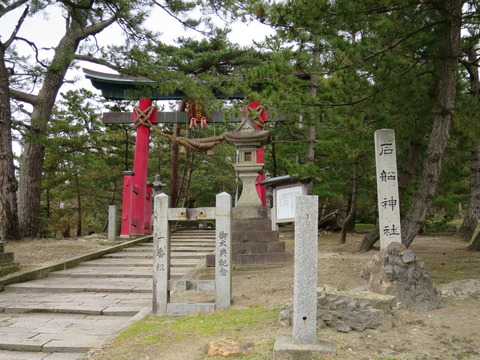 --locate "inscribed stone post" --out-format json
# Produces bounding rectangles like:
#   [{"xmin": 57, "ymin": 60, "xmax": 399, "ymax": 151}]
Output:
[
  {"xmin": 215, "ymin": 192, "xmax": 232, "ymax": 310},
  {"xmin": 293, "ymin": 195, "xmax": 318, "ymax": 345},
  {"xmin": 375, "ymin": 129, "xmax": 402, "ymax": 249},
  {"xmin": 108, "ymin": 205, "xmax": 117, "ymax": 241},
  {"xmin": 152, "ymin": 193, "xmax": 170, "ymax": 316}
]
